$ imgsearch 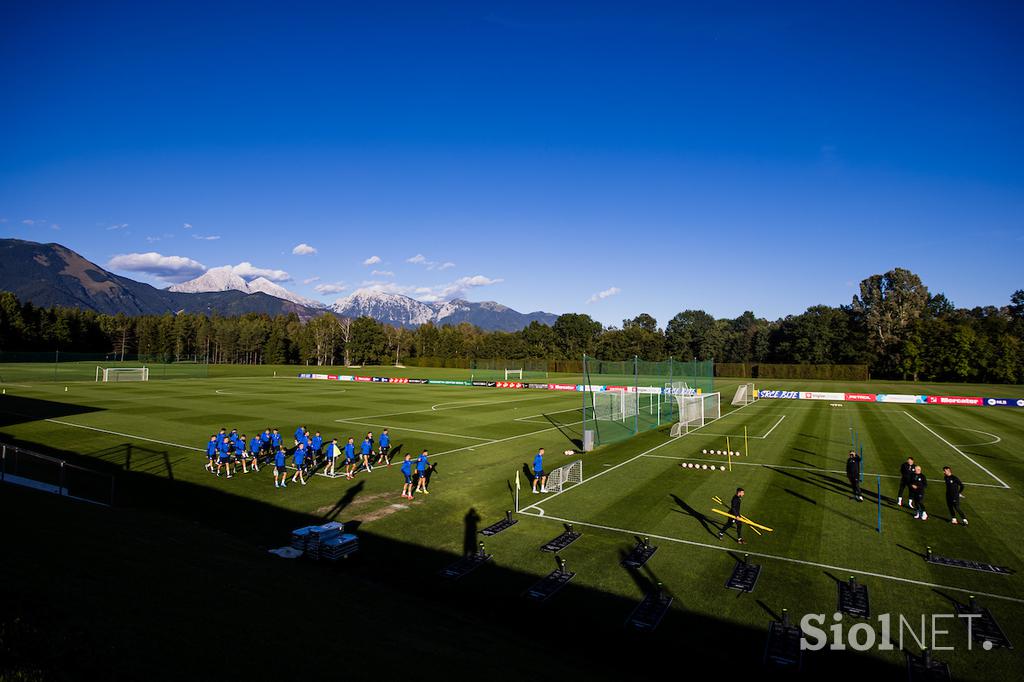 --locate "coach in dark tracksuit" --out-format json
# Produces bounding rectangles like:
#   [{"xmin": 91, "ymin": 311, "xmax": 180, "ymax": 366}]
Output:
[
  {"xmin": 897, "ymin": 457, "xmax": 915, "ymax": 507},
  {"xmin": 943, "ymin": 466, "xmax": 968, "ymax": 525},
  {"xmin": 909, "ymin": 465, "xmax": 928, "ymax": 520},
  {"xmin": 717, "ymin": 488, "xmax": 746, "ymax": 544},
  {"xmin": 846, "ymin": 450, "xmax": 863, "ymax": 501}
]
